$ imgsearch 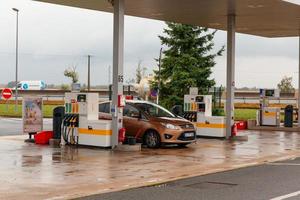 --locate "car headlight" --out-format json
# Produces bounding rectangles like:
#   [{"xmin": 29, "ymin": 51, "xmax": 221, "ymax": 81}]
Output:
[{"xmin": 161, "ymin": 123, "xmax": 179, "ymax": 130}]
